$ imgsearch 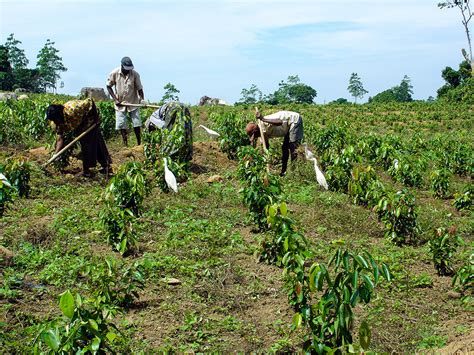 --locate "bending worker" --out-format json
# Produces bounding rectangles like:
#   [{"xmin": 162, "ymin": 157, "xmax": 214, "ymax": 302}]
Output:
[
  {"xmin": 46, "ymin": 98, "xmax": 112, "ymax": 177},
  {"xmin": 246, "ymin": 110, "xmax": 304, "ymax": 176},
  {"xmin": 145, "ymin": 101, "xmax": 193, "ymax": 163}
]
